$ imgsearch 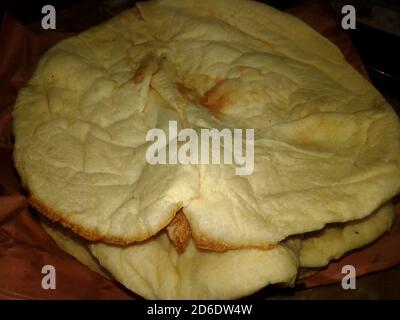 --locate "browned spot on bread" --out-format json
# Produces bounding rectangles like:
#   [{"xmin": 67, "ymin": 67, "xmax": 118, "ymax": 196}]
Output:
[
  {"xmin": 192, "ymin": 230, "xmax": 278, "ymax": 252},
  {"xmin": 132, "ymin": 55, "xmax": 158, "ymax": 84},
  {"xmin": 166, "ymin": 210, "xmax": 191, "ymax": 253},
  {"xmin": 176, "ymin": 82, "xmax": 198, "ymax": 99},
  {"xmin": 133, "ymin": 69, "xmax": 145, "ymax": 84},
  {"xmin": 237, "ymin": 66, "xmax": 246, "ymax": 76},
  {"xmin": 201, "ymin": 79, "xmax": 242, "ymax": 114},
  {"xmin": 28, "ymin": 196, "xmax": 180, "ymax": 246},
  {"xmin": 201, "ymin": 81, "xmax": 227, "ymax": 113}
]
